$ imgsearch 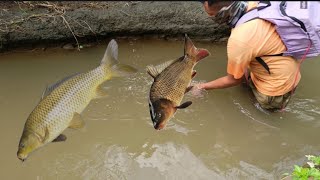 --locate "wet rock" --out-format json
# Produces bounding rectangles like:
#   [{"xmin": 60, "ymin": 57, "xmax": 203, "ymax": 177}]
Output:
[
  {"xmin": 0, "ymin": 2, "xmax": 230, "ymax": 53},
  {"xmin": 219, "ymin": 37, "xmax": 229, "ymax": 42},
  {"xmin": 62, "ymin": 43, "xmax": 75, "ymax": 50}
]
